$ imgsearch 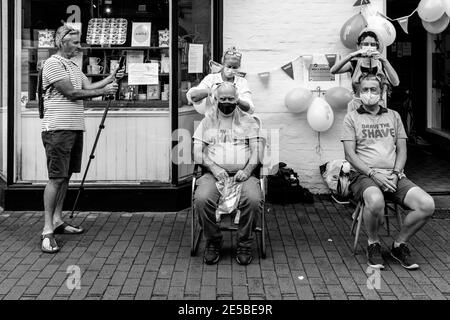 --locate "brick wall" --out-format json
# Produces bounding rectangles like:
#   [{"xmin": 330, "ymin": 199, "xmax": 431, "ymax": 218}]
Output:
[{"xmin": 223, "ymin": 0, "xmax": 385, "ymax": 193}]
